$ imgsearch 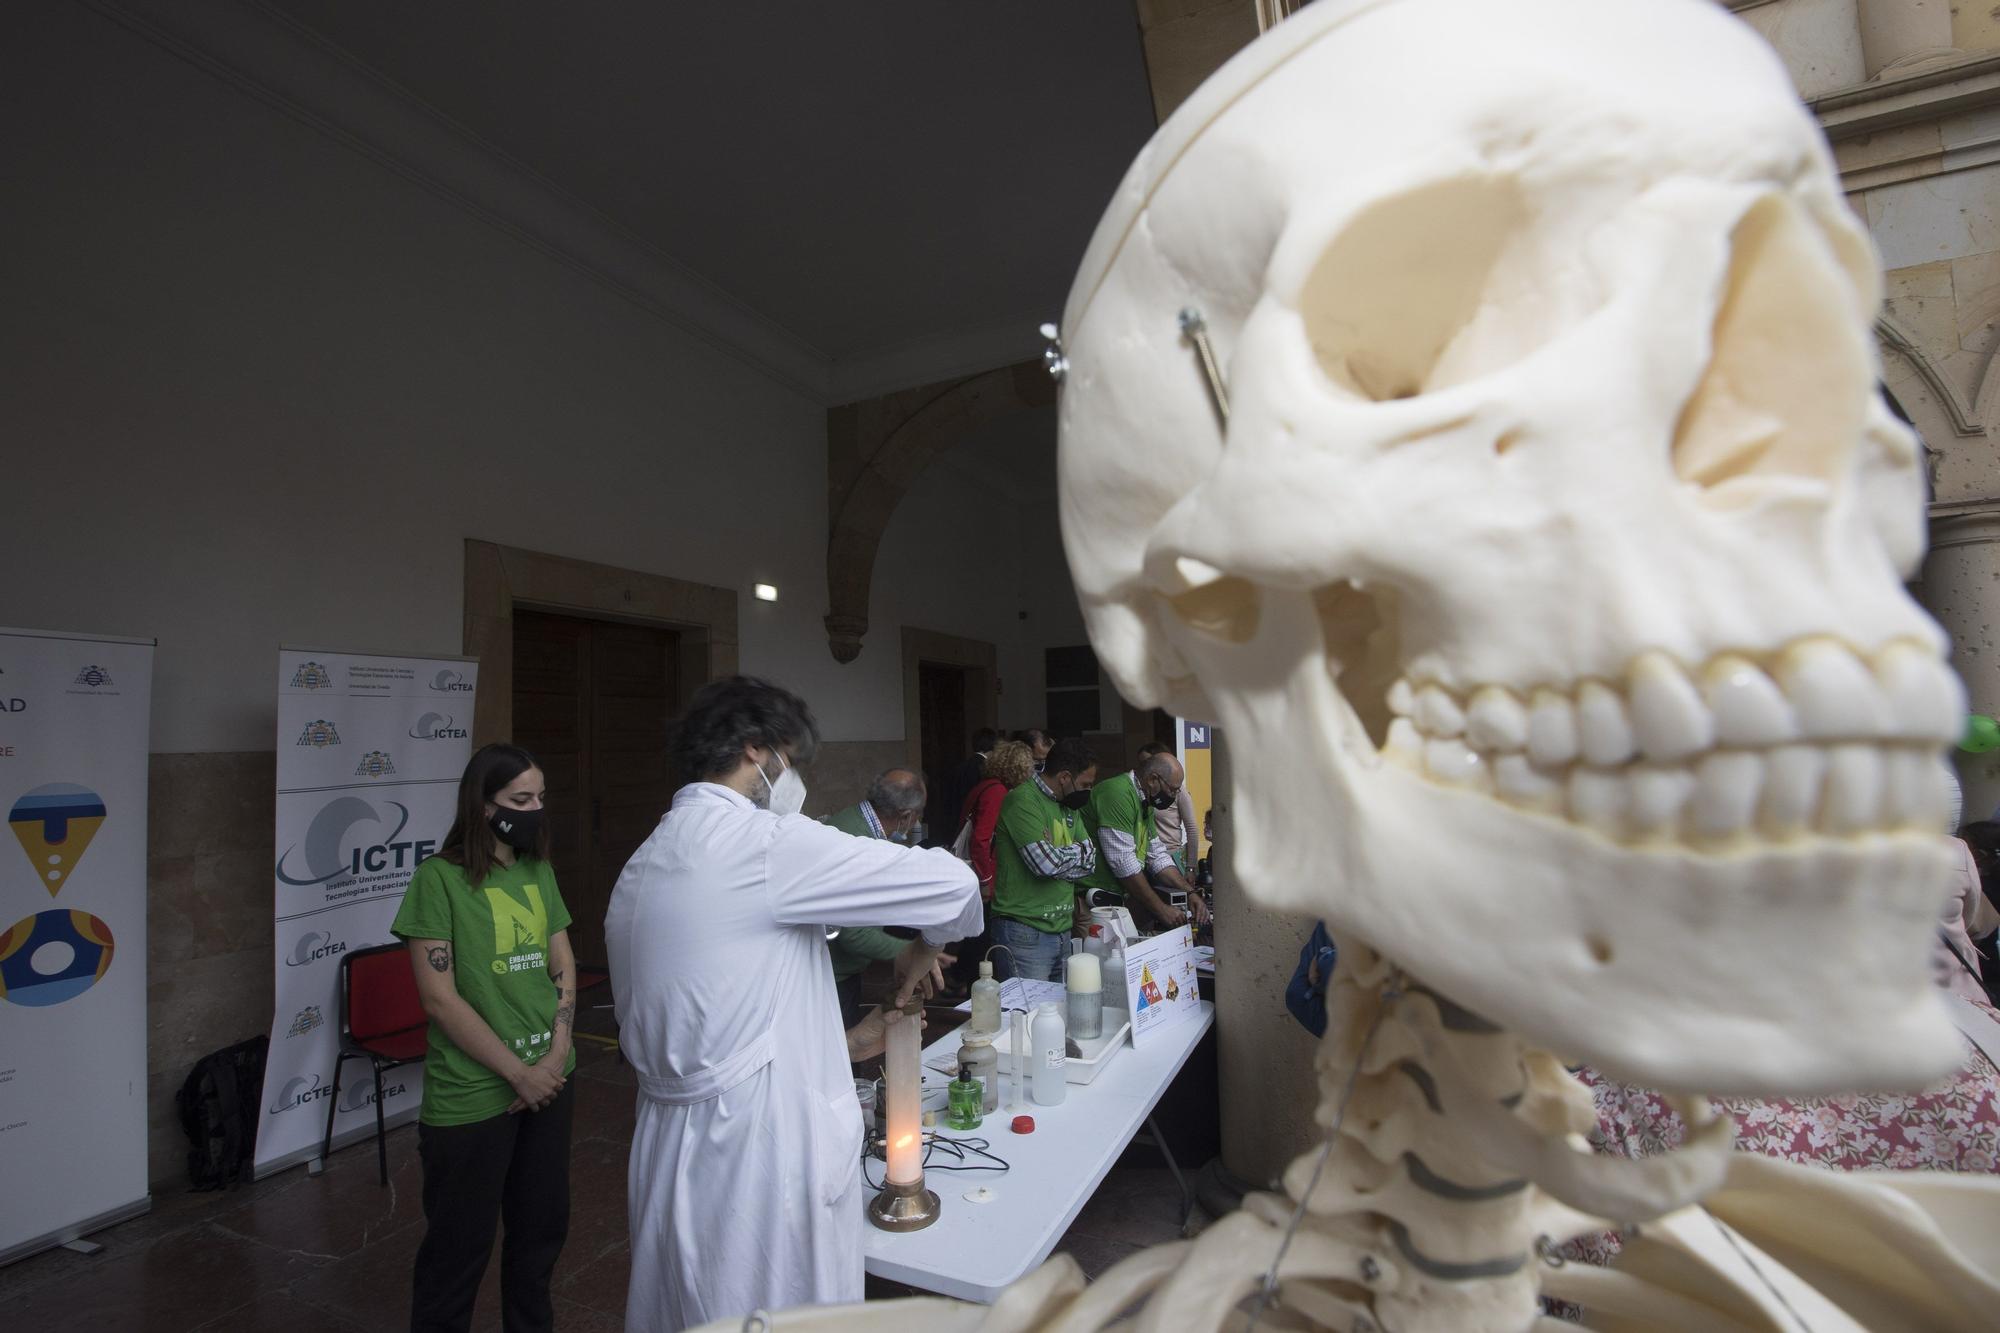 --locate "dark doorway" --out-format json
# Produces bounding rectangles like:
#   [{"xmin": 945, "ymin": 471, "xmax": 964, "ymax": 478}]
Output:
[
  {"xmin": 511, "ymin": 610, "xmax": 681, "ymax": 968},
  {"xmin": 917, "ymin": 661, "xmax": 970, "ymax": 841}
]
